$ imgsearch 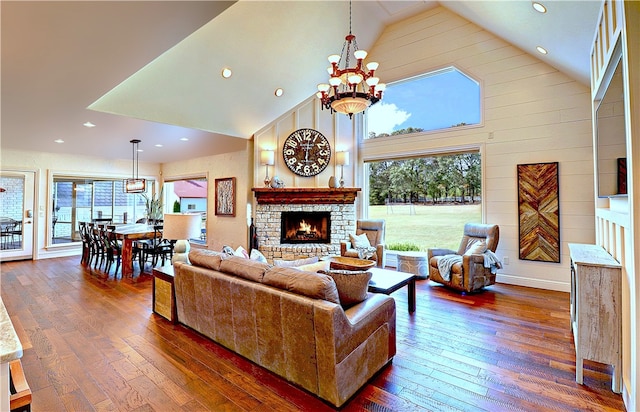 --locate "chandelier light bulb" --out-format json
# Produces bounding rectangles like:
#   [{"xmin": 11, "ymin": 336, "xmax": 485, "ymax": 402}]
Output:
[
  {"xmin": 375, "ymin": 83, "xmax": 386, "ymax": 92},
  {"xmin": 329, "ymin": 77, "xmax": 342, "ymax": 87},
  {"xmin": 354, "ymin": 49, "xmax": 368, "ymax": 60},
  {"xmin": 328, "ymin": 54, "xmax": 341, "ymax": 64},
  {"xmin": 366, "ymin": 62, "xmax": 379, "ymax": 71},
  {"xmin": 318, "ymin": 83, "xmax": 330, "ymax": 92},
  {"xmin": 348, "ymin": 74, "xmax": 363, "ymax": 84},
  {"xmin": 366, "ymin": 77, "xmax": 379, "ymax": 86}
]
